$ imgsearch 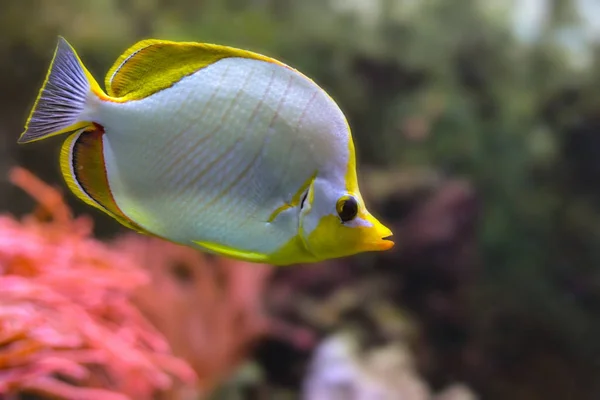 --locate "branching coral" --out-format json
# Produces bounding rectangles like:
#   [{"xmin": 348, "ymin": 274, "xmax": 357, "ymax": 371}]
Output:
[{"xmin": 0, "ymin": 167, "xmax": 197, "ymax": 399}]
